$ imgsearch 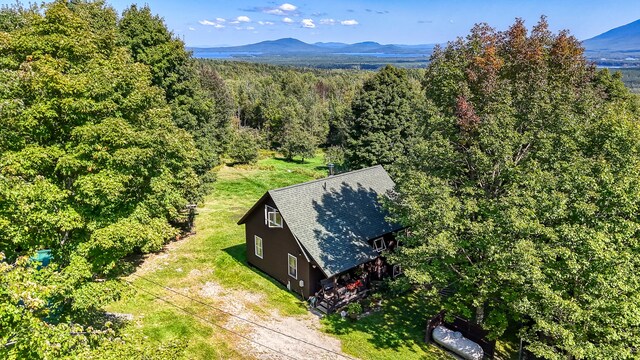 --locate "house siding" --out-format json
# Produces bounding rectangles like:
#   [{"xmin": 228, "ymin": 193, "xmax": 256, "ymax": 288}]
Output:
[{"xmin": 244, "ymin": 196, "xmax": 316, "ymax": 298}]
